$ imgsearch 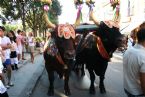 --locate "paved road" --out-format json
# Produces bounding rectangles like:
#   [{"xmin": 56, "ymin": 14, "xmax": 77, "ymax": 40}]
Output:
[{"xmin": 30, "ymin": 52, "xmax": 127, "ymax": 97}]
